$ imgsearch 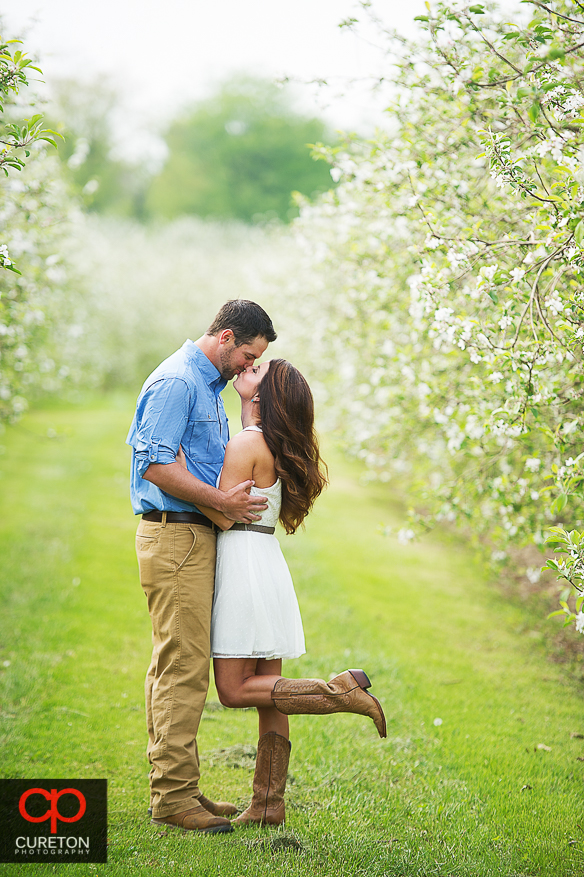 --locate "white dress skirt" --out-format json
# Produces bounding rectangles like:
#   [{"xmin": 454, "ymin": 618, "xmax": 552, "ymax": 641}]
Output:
[{"xmin": 211, "ymin": 453, "xmax": 306, "ymax": 660}]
